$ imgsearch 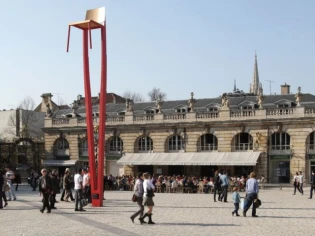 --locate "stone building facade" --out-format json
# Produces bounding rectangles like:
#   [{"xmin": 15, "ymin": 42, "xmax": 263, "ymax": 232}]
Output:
[
  {"xmin": 41, "ymin": 56, "xmax": 315, "ymax": 183},
  {"xmin": 42, "ymin": 87, "xmax": 315, "ymax": 183}
]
